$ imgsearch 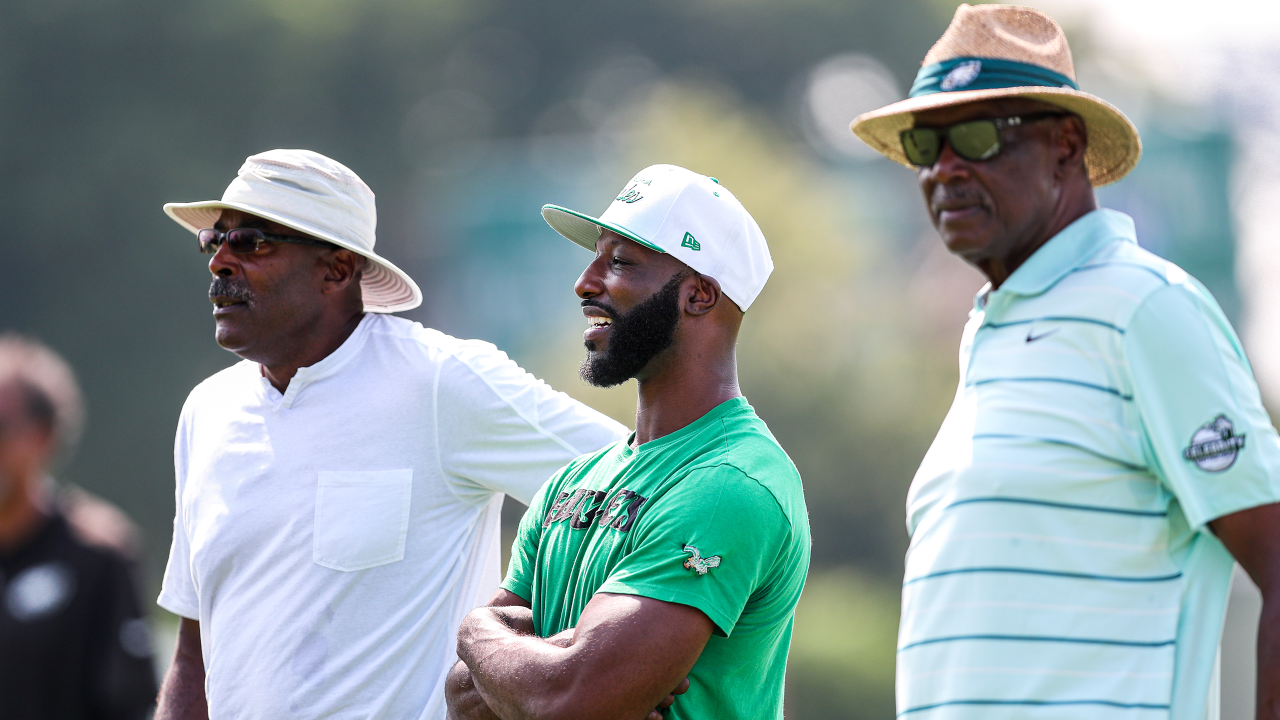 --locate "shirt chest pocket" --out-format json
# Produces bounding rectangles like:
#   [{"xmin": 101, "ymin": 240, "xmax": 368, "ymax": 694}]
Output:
[{"xmin": 313, "ymin": 470, "xmax": 413, "ymax": 572}]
